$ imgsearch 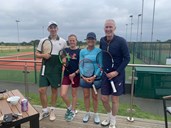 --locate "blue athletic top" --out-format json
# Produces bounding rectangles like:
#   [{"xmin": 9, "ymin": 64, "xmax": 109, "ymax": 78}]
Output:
[
  {"xmin": 100, "ymin": 35, "xmax": 130, "ymax": 79},
  {"xmin": 64, "ymin": 48, "xmax": 80, "ymax": 76},
  {"xmin": 79, "ymin": 47, "xmax": 102, "ymax": 78}
]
